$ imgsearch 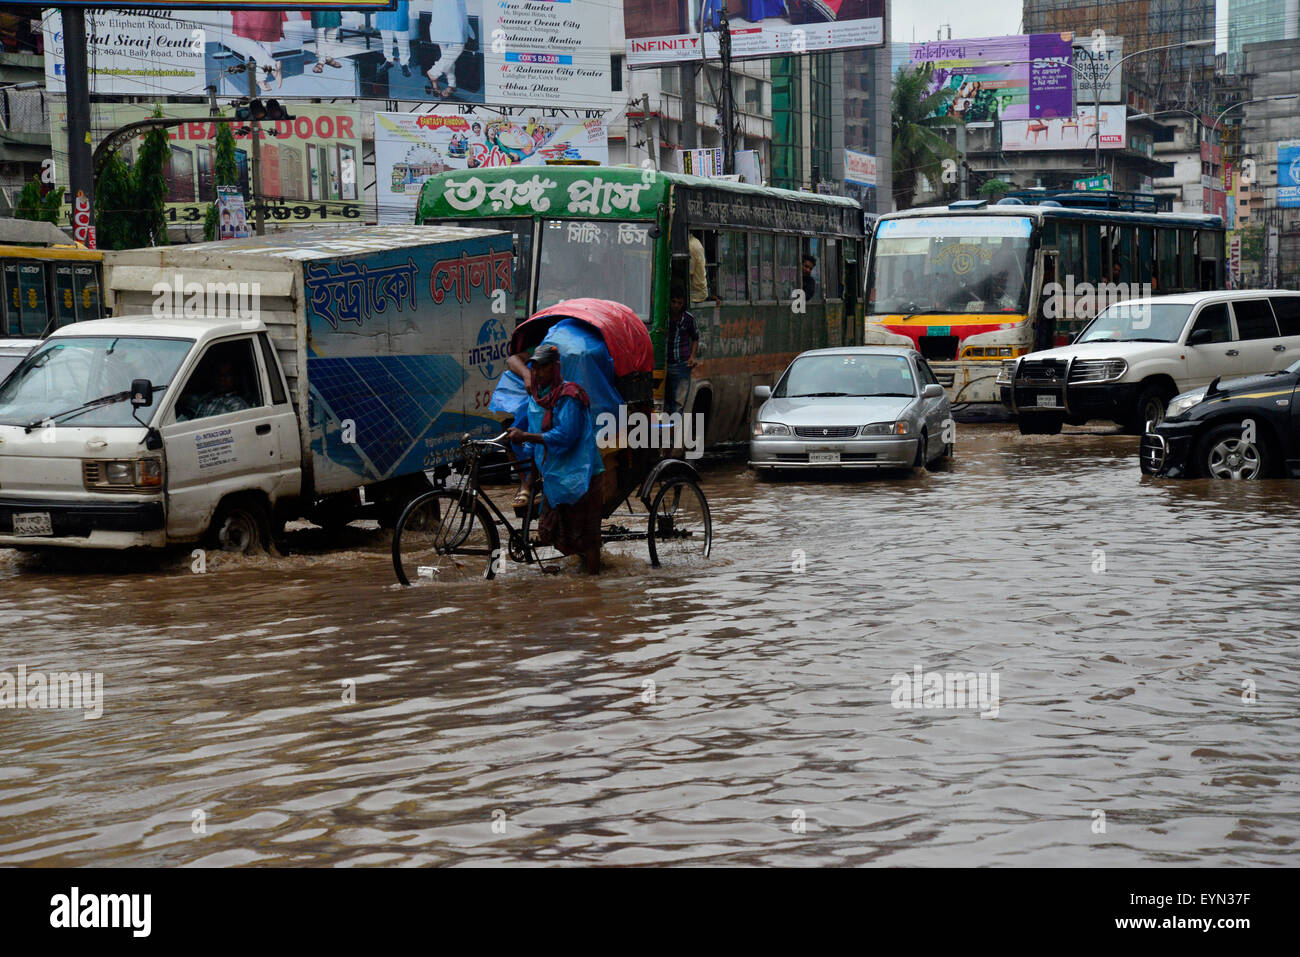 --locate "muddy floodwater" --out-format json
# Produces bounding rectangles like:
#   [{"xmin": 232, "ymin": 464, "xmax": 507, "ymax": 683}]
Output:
[{"xmin": 2, "ymin": 423, "xmax": 1298, "ymax": 866}]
